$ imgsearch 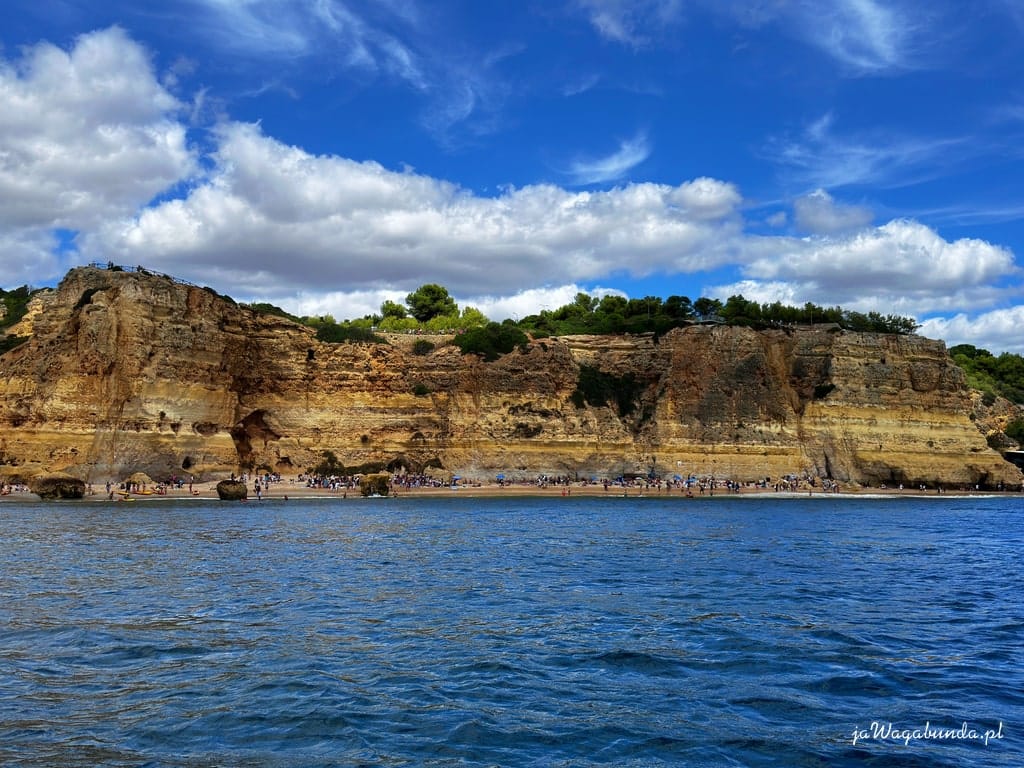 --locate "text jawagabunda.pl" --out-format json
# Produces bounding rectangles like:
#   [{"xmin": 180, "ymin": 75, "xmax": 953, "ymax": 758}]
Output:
[{"xmin": 852, "ymin": 721, "xmax": 1004, "ymax": 747}]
